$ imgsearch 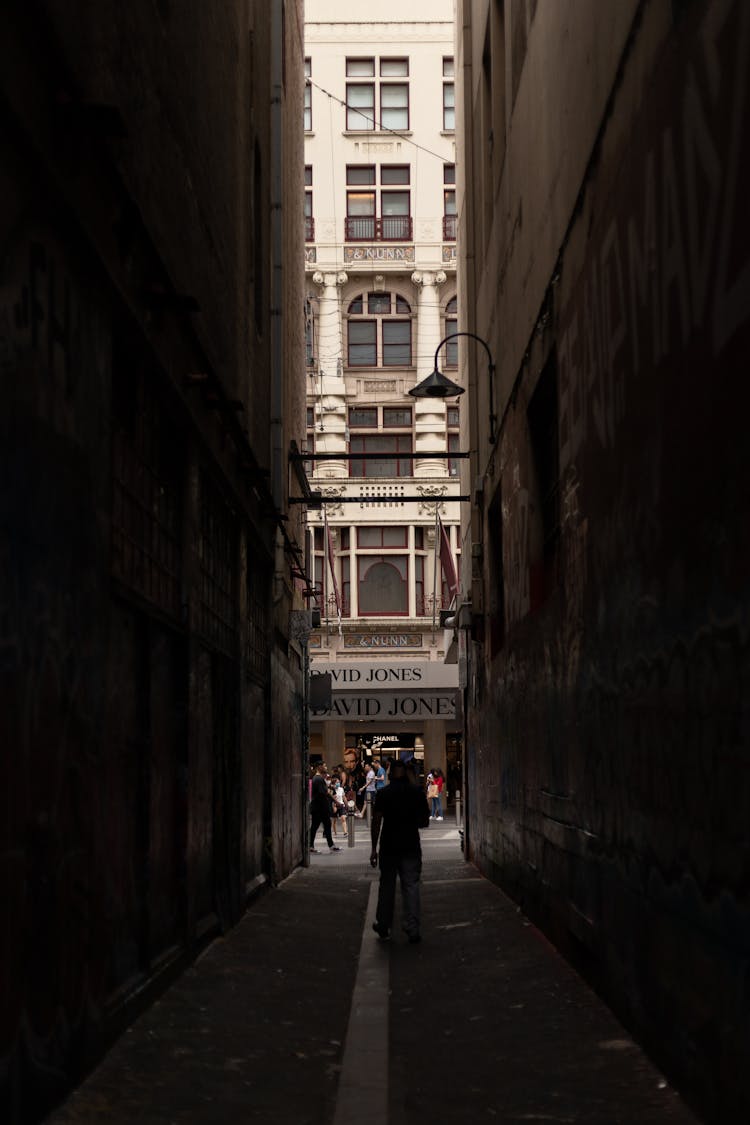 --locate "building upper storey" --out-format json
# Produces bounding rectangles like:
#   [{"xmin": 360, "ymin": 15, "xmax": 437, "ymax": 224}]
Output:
[{"xmin": 304, "ymin": 0, "xmax": 457, "ymax": 273}]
